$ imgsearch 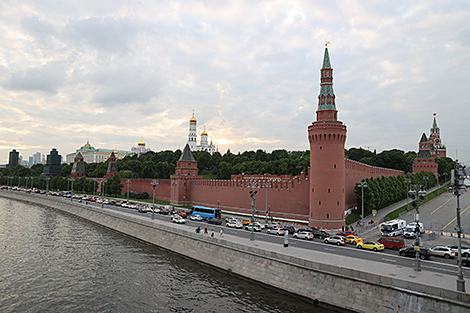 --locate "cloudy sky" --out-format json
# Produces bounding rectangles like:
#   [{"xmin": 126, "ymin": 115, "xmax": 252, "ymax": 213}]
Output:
[{"xmin": 1, "ymin": 1, "xmax": 469, "ymax": 167}]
